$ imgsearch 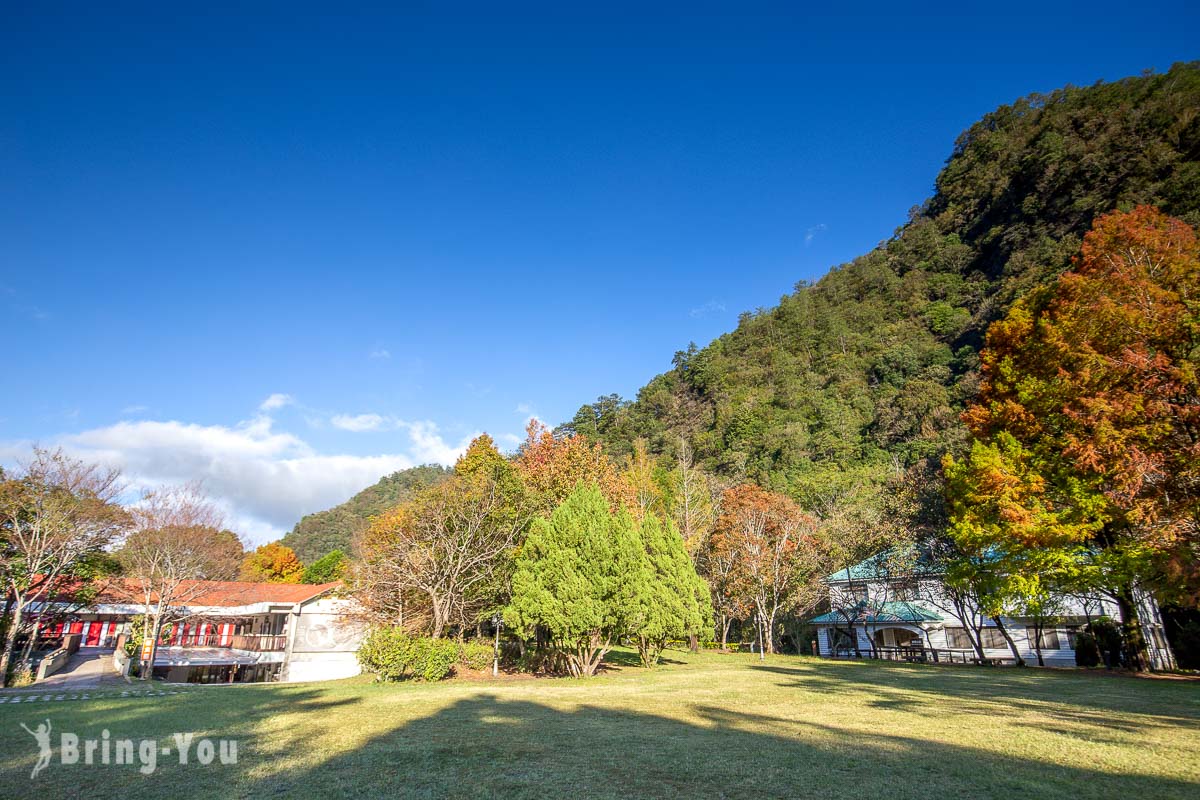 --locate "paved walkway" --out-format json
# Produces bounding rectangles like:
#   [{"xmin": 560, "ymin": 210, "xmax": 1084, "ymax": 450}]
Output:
[
  {"xmin": 34, "ymin": 648, "xmax": 128, "ymax": 690},
  {"xmin": 0, "ymin": 687, "xmax": 190, "ymax": 703}
]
